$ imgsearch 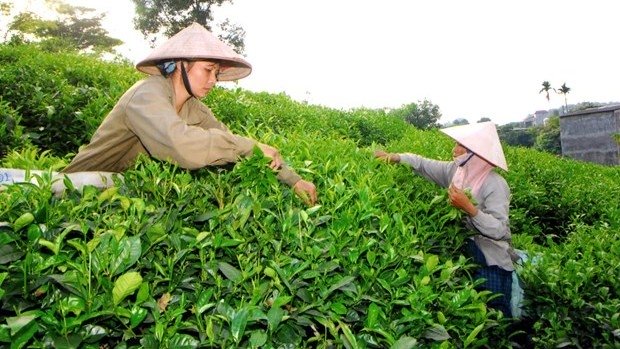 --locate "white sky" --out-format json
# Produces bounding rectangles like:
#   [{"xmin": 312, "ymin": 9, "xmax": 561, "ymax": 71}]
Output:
[{"xmin": 11, "ymin": 0, "xmax": 620, "ymax": 125}]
